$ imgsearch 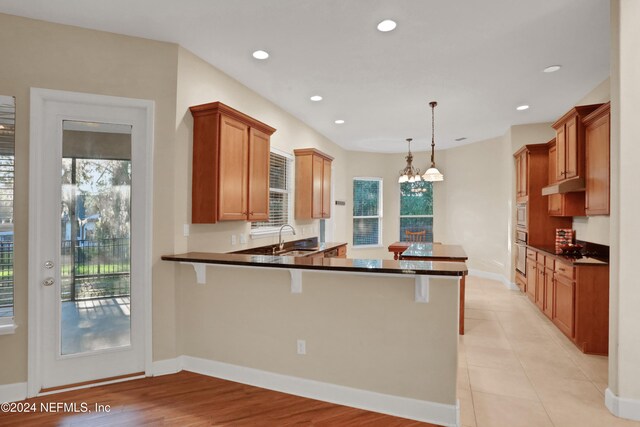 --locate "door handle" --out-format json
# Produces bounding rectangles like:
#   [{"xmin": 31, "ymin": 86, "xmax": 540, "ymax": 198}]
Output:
[{"xmin": 42, "ymin": 277, "xmax": 55, "ymax": 287}]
